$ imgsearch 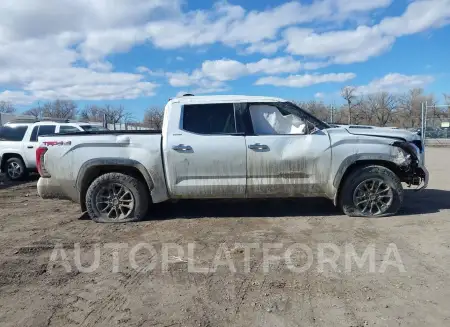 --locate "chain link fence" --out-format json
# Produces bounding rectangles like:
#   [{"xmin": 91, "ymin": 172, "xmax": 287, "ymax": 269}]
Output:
[{"xmin": 424, "ymin": 104, "xmax": 450, "ymax": 139}]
